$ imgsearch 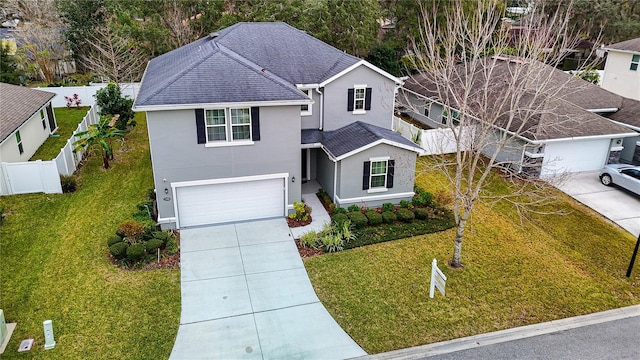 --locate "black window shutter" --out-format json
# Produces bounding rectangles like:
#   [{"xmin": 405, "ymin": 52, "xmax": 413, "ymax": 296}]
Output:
[
  {"xmin": 362, "ymin": 161, "xmax": 371, "ymax": 190},
  {"xmin": 195, "ymin": 109, "xmax": 206, "ymax": 144},
  {"xmin": 386, "ymin": 160, "xmax": 395, "ymax": 188},
  {"xmin": 365, "ymin": 88, "xmax": 372, "ymax": 110},
  {"xmin": 347, "ymin": 88, "xmax": 354, "ymax": 111},
  {"xmin": 251, "ymin": 107, "xmax": 260, "ymax": 141}
]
